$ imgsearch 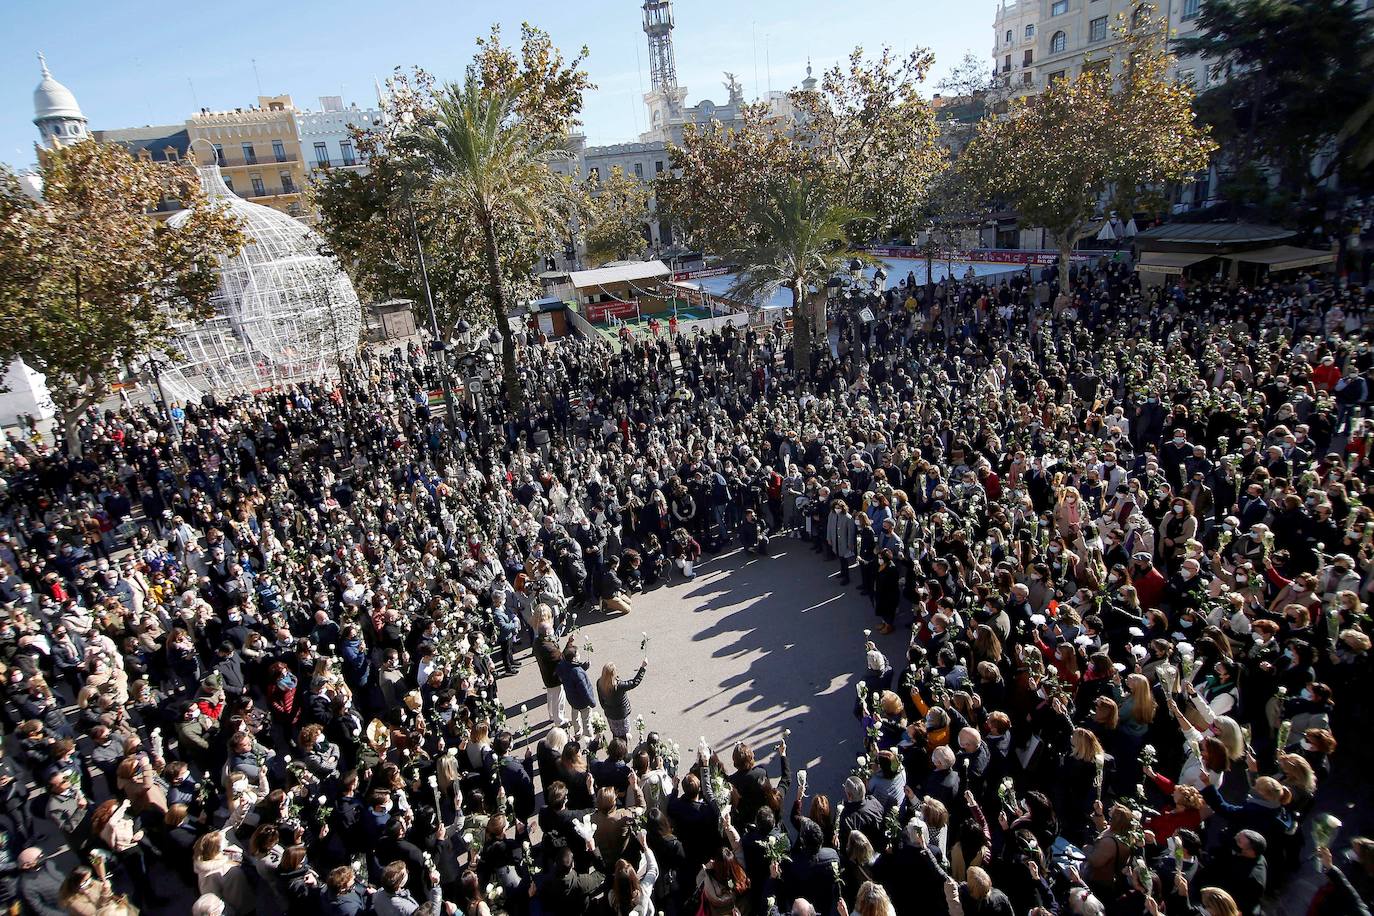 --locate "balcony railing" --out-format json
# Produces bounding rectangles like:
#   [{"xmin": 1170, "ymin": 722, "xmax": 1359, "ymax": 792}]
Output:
[
  {"xmin": 310, "ymin": 157, "xmax": 364, "ymax": 169},
  {"xmin": 215, "ymin": 151, "xmax": 300, "ymax": 168},
  {"xmin": 233, "ymin": 185, "xmax": 300, "ymax": 200}
]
